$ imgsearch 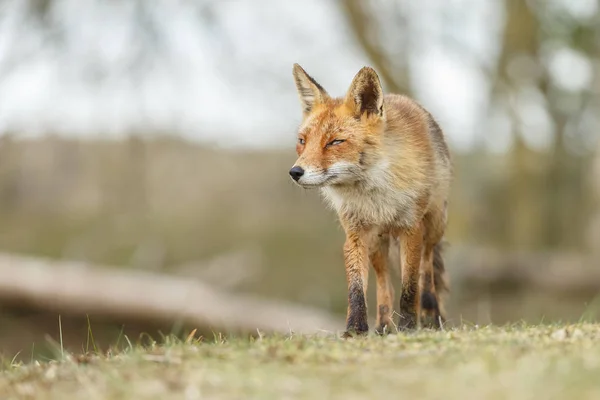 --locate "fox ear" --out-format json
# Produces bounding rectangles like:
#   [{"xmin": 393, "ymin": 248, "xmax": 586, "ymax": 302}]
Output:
[
  {"xmin": 293, "ymin": 64, "xmax": 329, "ymax": 115},
  {"xmin": 345, "ymin": 67, "xmax": 384, "ymax": 118}
]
